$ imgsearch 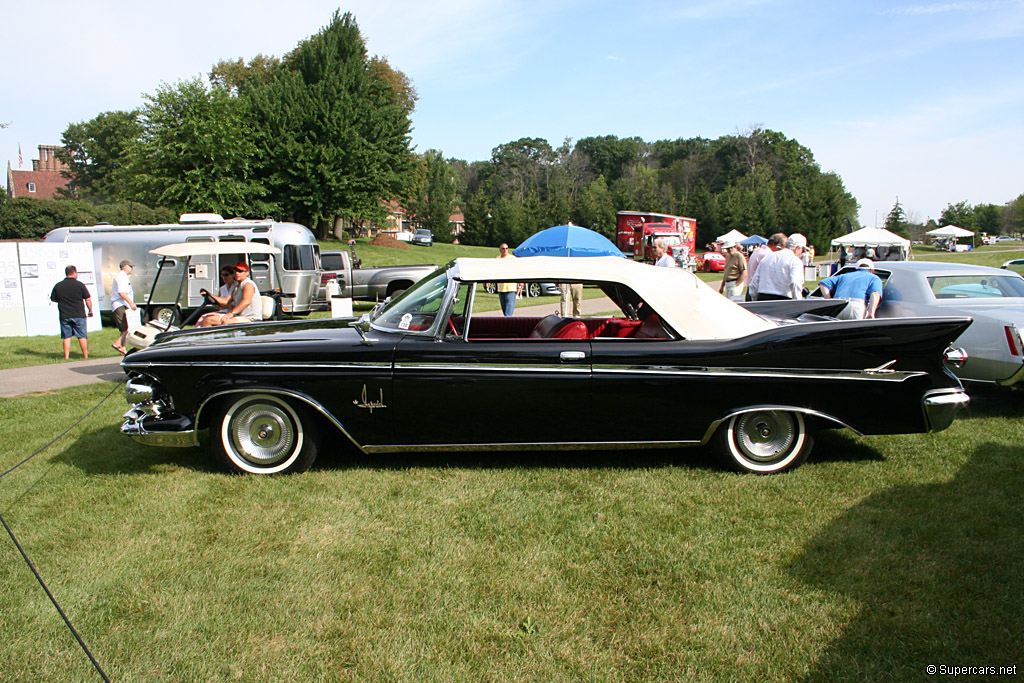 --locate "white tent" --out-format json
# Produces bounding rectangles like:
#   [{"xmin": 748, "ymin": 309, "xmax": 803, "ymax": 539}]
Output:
[
  {"xmin": 926, "ymin": 225, "xmax": 974, "ymax": 238},
  {"xmin": 716, "ymin": 229, "xmax": 747, "ymax": 244},
  {"xmin": 830, "ymin": 227, "xmax": 911, "ymax": 261},
  {"xmin": 927, "ymin": 224, "xmax": 974, "ymax": 250}
]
